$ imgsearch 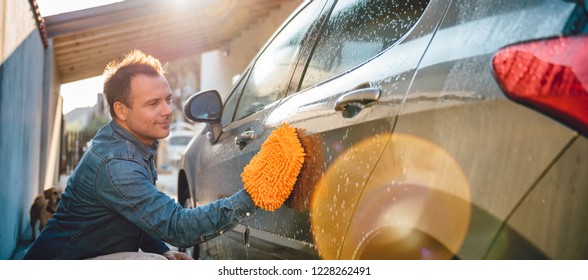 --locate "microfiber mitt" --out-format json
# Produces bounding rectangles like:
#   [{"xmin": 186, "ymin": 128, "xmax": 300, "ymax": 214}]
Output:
[{"xmin": 241, "ymin": 123, "xmax": 305, "ymax": 211}]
